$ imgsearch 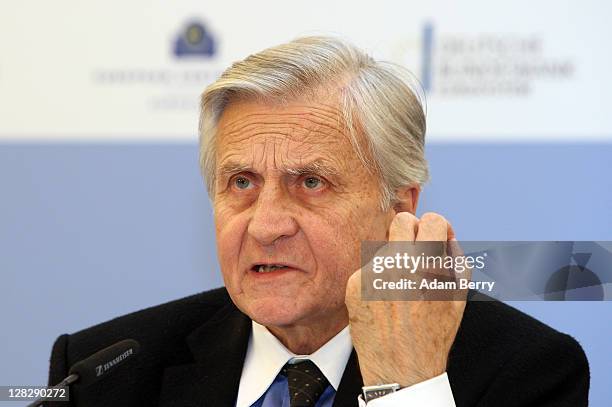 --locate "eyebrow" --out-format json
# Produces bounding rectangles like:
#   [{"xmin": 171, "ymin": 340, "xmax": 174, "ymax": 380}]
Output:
[{"xmin": 217, "ymin": 159, "xmax": 341, "ymax": 178}]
